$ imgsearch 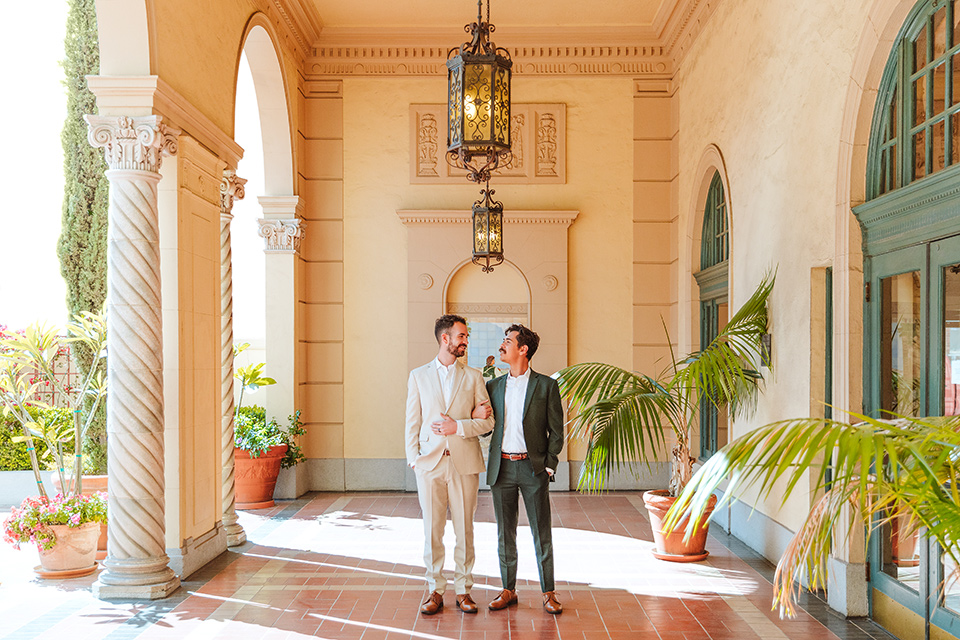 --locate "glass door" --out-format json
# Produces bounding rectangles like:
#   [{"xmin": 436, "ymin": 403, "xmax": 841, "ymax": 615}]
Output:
[
  {"xmin": 867, "ymin": 244, "xmax": 927, "ymax": 626},
  {"xmin": 868, "ymin": 238, "xmax": 960, "ymax": 638},
  {"xmin": 927, "ymin": 235, "xmax": 960, "ymax": 637}
]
